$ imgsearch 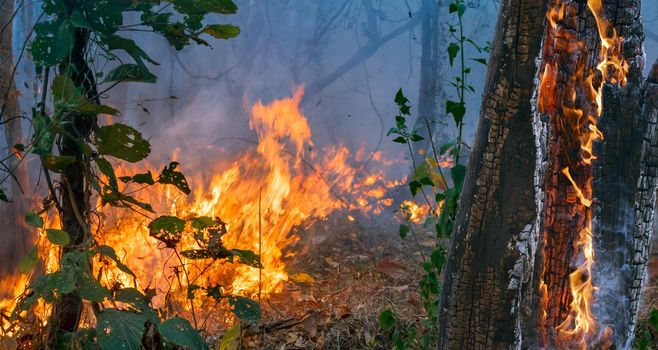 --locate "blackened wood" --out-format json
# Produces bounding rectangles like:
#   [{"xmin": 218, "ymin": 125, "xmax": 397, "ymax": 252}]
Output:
[{"xmin": 438, "ymin": 0, "xmax": 548, "ymax": 348}]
